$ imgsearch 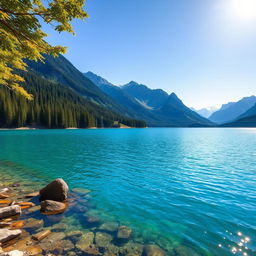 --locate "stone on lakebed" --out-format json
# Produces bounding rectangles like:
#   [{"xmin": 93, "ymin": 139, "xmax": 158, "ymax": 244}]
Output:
[
  {"xmin": 32, "ymin": 229, "xmax": 51, "ymax": 241},
  {"xmin": 0, "ymin": 228, "xmax": 22, "ymax": 243},
  {"xmin": 2, "ymin": 250, "xmax": 24, "ymax": 256},
  {"xmin": 40, "ymin": 200, "xmax": 67, "ymax": 215},
  {"xmin": 117, "ymin": 225, "xmax": 132, "ymax": 239},
  {"xmin": 143, "ymin": 245, "xmax": 166, "ymax": 256},
  {"xmin": 0, "ymin": 205, "xmax": 21, "ymax": 219},
  {"xmin": 39, "ymin": 178, "xmax": 68, "ymax": 202}
]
